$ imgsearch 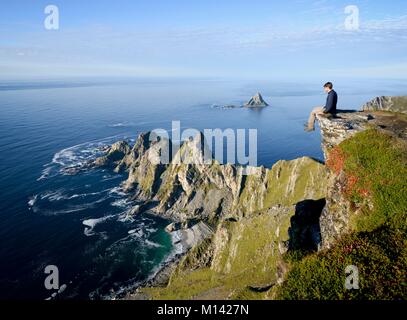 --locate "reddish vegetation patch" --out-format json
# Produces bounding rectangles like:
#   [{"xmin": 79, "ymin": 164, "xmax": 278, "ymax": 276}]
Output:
[
  {"xmin": 344, "ymin": 175, "xmax": 358, "ymax": 197},
  {"xmin": 326, "ymin": 146, "xmax": 345, "ymax": 176},
  {"xmin": 359, "ymin": 188, "xmax": 370, "ymax": 197},
  {"xmin": 327, "ymin": 146, "xmax": 371, "ymax": 202},
  {"xmin": 346, "ymin": 176, "xmax": 371, "ymax": 201}
]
